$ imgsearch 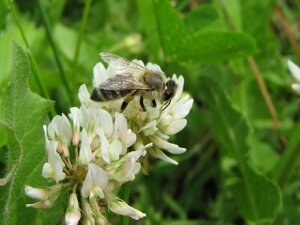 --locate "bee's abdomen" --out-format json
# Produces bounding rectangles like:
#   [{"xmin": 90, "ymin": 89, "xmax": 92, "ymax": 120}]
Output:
[{"xmin": 91, "ymin": 88, "xmax": 132, "ymax": 101}]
